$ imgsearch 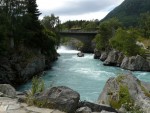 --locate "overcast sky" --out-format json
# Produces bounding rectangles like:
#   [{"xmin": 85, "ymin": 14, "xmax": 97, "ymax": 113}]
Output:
[{"xmin": 37, "ymin": 0, "xmax": 124, "ymax": 22}]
